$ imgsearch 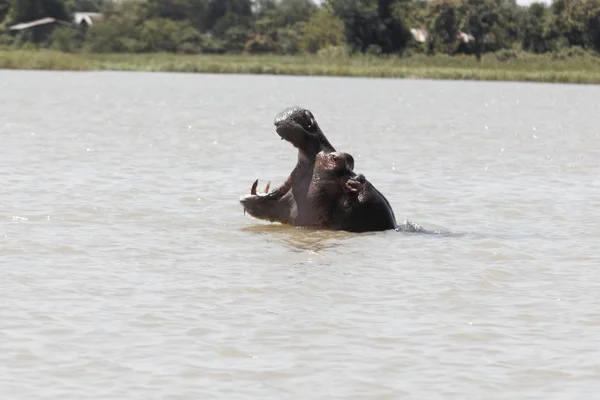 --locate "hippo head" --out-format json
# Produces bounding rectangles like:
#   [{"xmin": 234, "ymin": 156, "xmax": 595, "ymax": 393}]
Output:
[
  {"xmin": 316, "ymin": 151, "xmax": 355, "ymax": 175},
  {"xmin": 274, "ymin": 106, "xmax": 335, "ymax": 160},
  {"xmin": 314, "ymin": 151, "xmax": 363, "ymax": 196}
]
